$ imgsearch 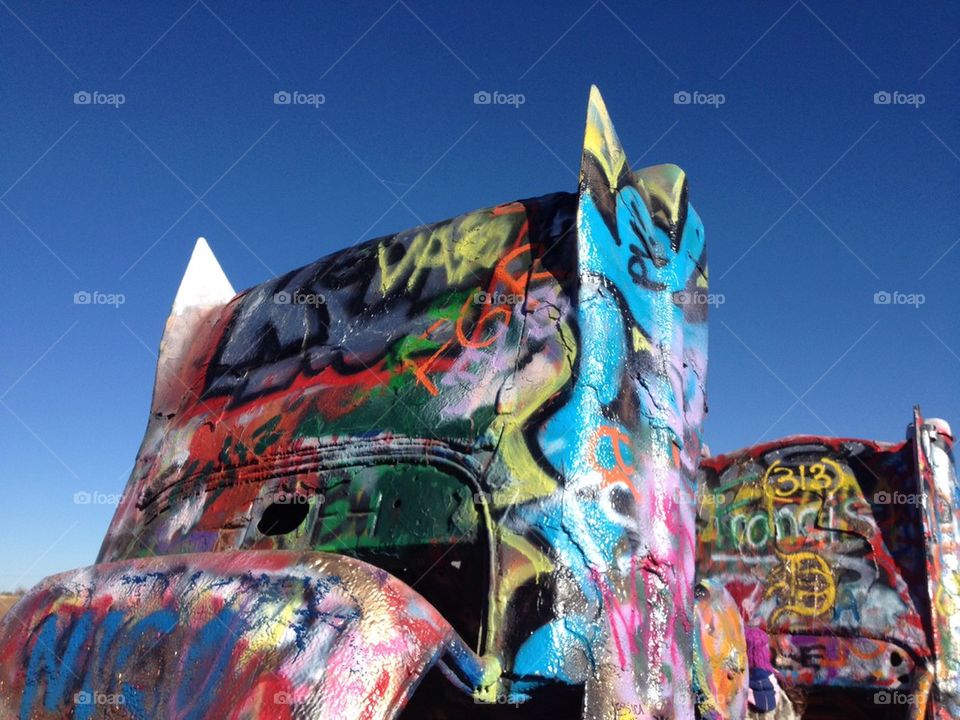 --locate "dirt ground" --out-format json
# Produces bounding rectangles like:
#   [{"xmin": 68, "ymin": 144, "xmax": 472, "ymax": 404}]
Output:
[{"xmin": 0, "ymin": 595, "xmax": 22, "ymax": 620}]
